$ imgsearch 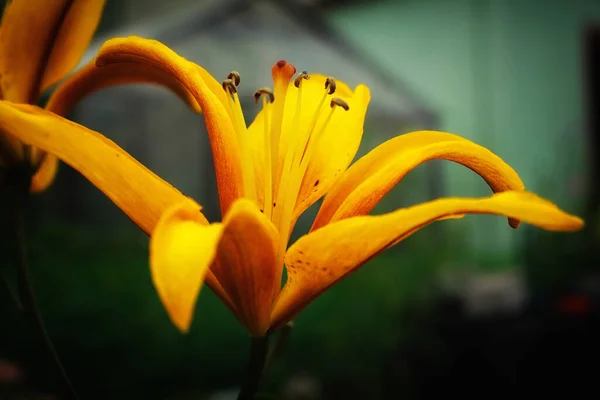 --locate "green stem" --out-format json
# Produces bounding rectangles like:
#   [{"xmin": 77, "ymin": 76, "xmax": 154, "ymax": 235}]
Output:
[
  {"xmin": 11, "ymin": 165, "xmax": 80, "ymax": 400},
  {"xmin": 237, "ymin": 336, "xmax": 271, "ymax": 400}
]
